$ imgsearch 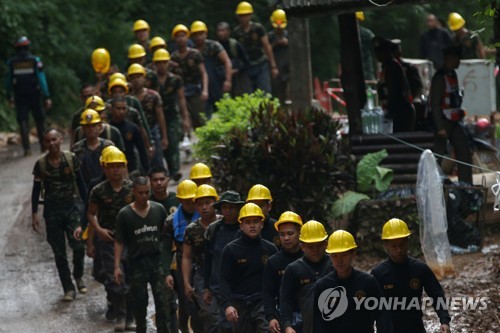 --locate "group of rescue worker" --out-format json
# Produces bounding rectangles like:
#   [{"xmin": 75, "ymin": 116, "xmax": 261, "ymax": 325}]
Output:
[{"xmin": 31, "ymin": 127, "xmax": 452, "ymax": 333}]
